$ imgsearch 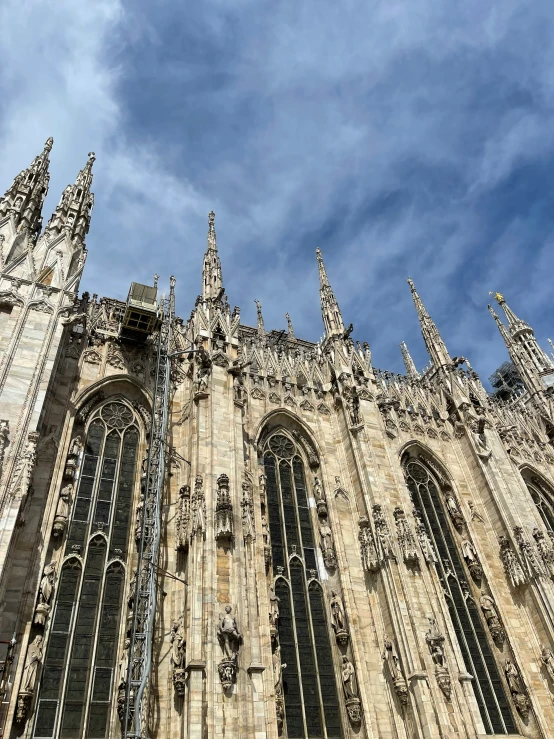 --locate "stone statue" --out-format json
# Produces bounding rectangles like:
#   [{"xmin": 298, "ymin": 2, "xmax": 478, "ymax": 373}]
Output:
[
  {"xmin": 217, "ymin": 605, "xmax": 242, "ymax": 660},
  {"xmin": 330, "ymin": 590, "xmax": 345, "ymax": 633},
  {"xmin": 444, "ymin": 492, "xmax": 464, "ymax": 529},
  {"xmin": 40, "ymin": 561, "xmax": 55, "ymax": 603},
  {"xmin": 313, "ymin": 476, "xmax": 324, "ymax": 502},
  {"xmin": 504, "ymin": 659, "xmax": 529, "ymax": 718},
  {"xmin": 21, "ymin": 635, "xmax": 43, "ymax": 693},
  {"xmin": 262, "ymin": 515, "xmax": 270, "ymax": 545},
  {"xmin": 273, "ymin": 646, "xmax": 286, "ymax": 695},
  {"xmin": 269, "ymin": 586, "xmax": 280, "ymax": 630},
  {"xmin": 170, "ymin": 617, "xmax": 186, "ymax": 670},
  {"xmin": 319, "ymin": 519, "xmax": 337, "ymax": 568},
  {"xmin": 53, "ymin": 485, "xmax": 72, "ymax": 537},
  {"xmin": 119, "ymin": 638, "xmax": 130, "ymax": 685},
  {"xmin": 540, "ymin": 645, "xmax": 554, "ymax": 682},
  {"xmin": 341, "ymin": 656, "xmax": 358, "ymax": 699},
  {"xmin": 383, "ymin": 635, "xmax": 400, "ymax": 682},
  {"xmin": 259, "ymin": 473, "xmax": 267, "ymax": 502}
]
